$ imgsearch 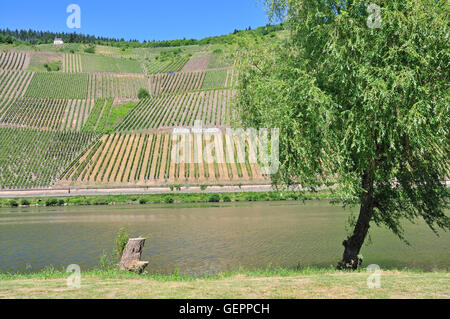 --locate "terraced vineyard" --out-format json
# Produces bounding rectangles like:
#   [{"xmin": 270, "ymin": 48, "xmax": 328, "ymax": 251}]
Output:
[
  {"xmin": 24, "ymin": 73, "xmax": 89, "ymax": 99},
  {"xmin": 150, "ymin": 71, "xmax": 205, "ymax": 95},
  {"xmin": 0, "ymin": 98, "xmax": 68, "ymax": 130},
  {"xmin": 88, "ymin": 74, "xmax": 150, "ymax": 98},
  {"xmin": 0, "ymin": 127, "xmax": 99, "ymax": 189},
  {"xmin": 0, "ymin": 44, "xmax": 264, "ymax": 190},
  {"xmin": 61, "ymin": 132, "xmax": 267, "ymax": 186},
  {"xmin": 117, "ymin": 89, "xmax": 233, "ymax": 131},
  {"xmin": 0, "ymin": 51, "xmax": 29, "ymax": 70},
  {"xmin": 0, "ymin": 70, "xmax": 34, "ymax": 119},
  {"xmin": 145, "ymin": 56, "xmax": 190, "ymax": 74}
]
